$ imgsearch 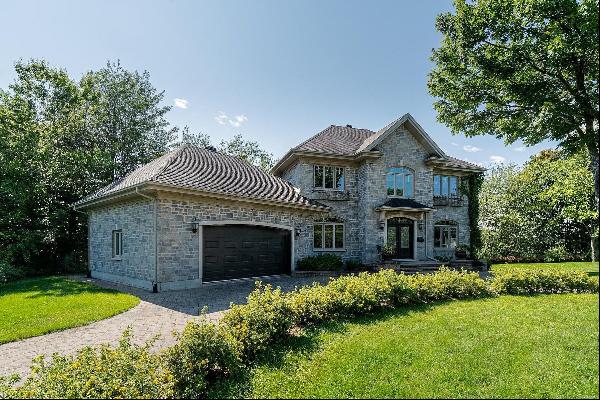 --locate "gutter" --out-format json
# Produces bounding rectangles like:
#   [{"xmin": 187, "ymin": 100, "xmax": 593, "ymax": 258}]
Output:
[{"xmin": 136, "ymin": 187, "xmax": 159, "ymax": 293}]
